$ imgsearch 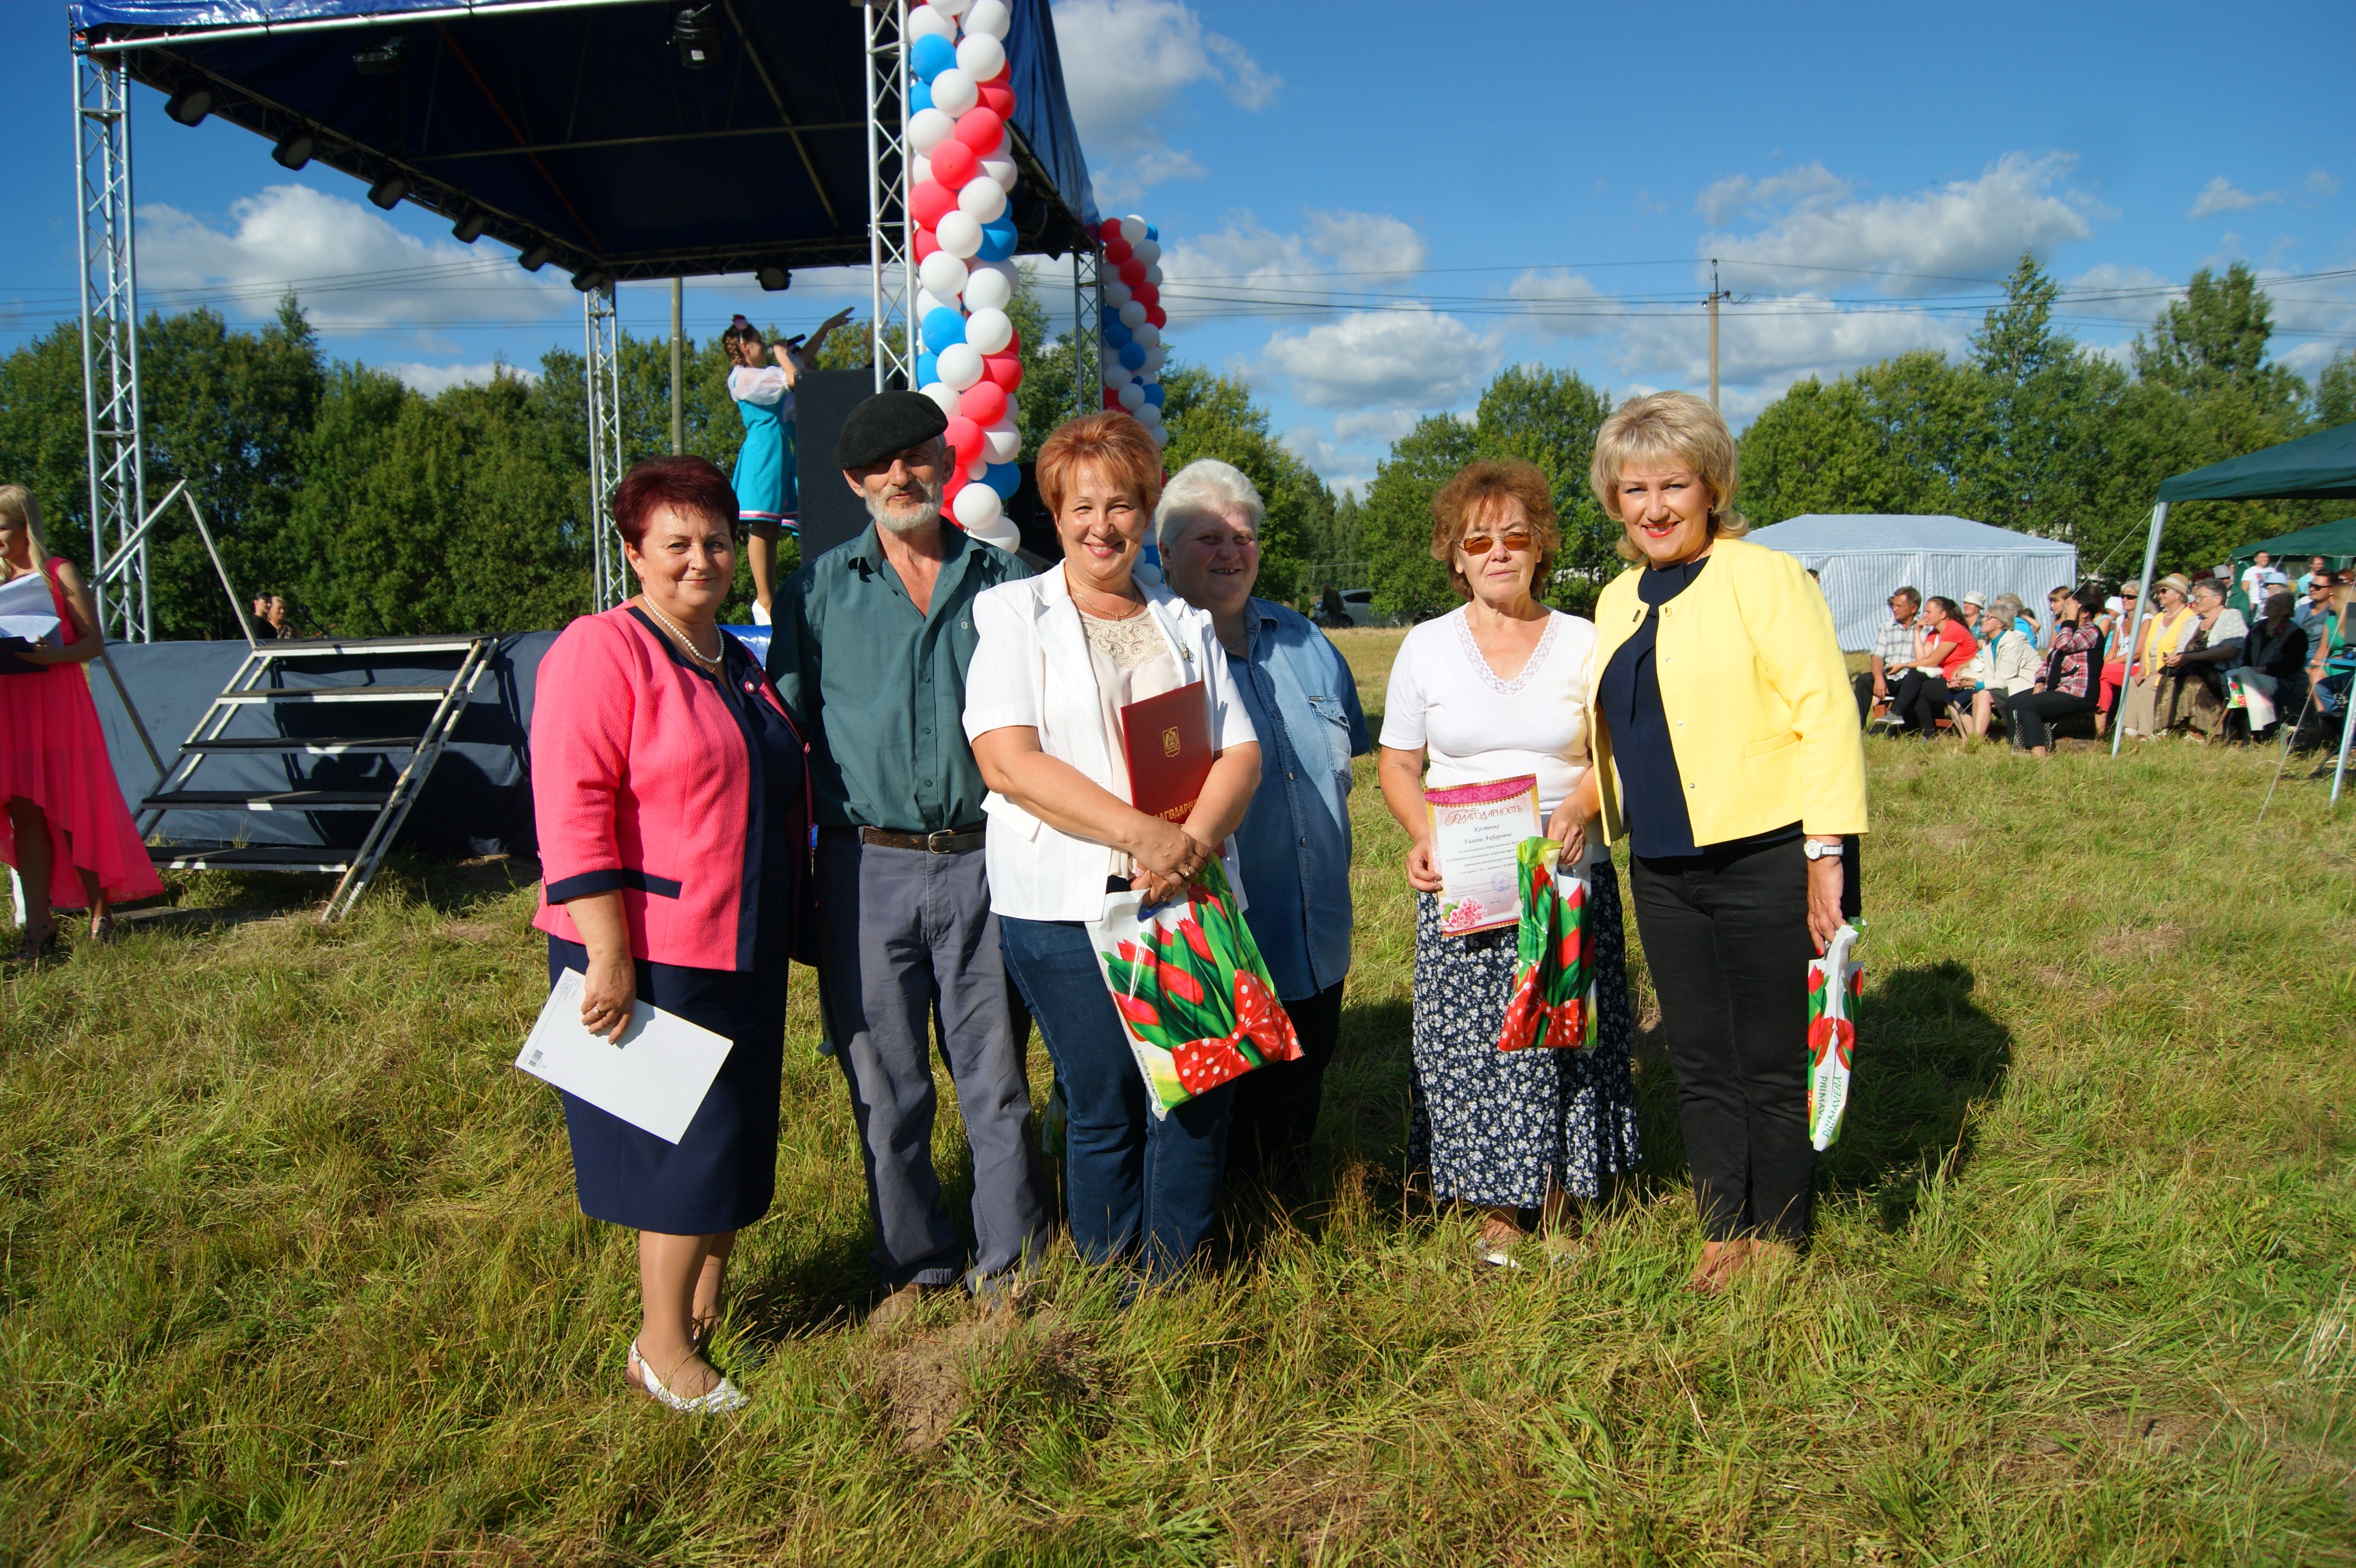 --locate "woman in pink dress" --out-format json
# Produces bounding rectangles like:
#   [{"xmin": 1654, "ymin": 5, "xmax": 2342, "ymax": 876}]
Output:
[{"xmin": 0, "ymin": 485, "xmax": 162, "ymax": 958}]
